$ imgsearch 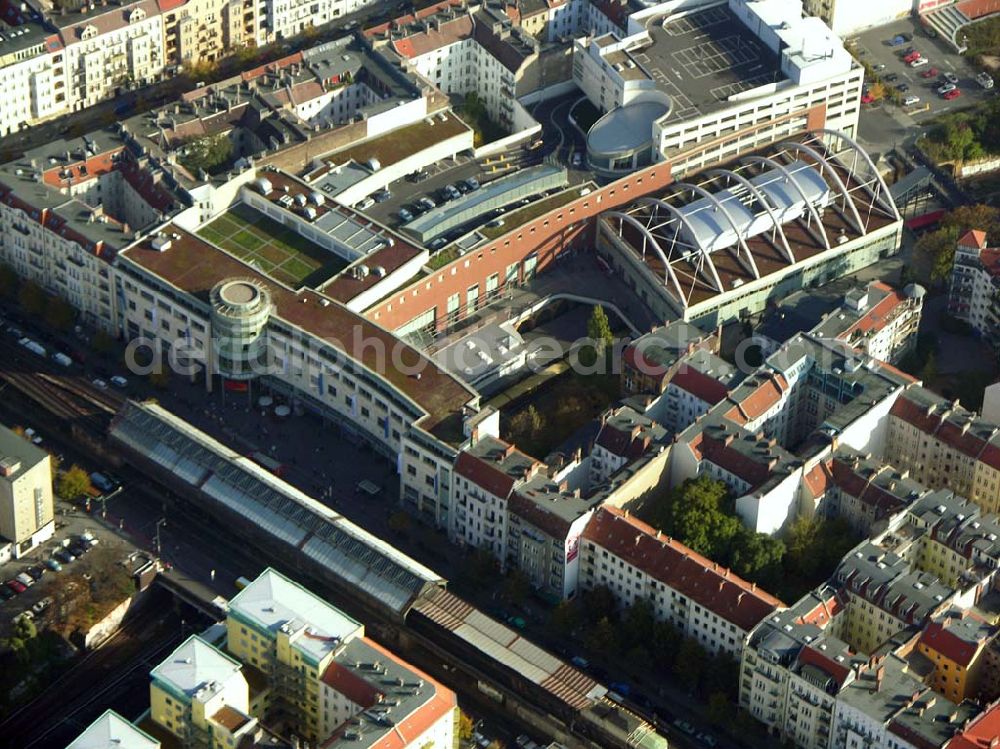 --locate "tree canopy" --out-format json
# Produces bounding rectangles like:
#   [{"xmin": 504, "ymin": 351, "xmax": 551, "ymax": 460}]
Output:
[
  {"xmin": 914, "ymin": 204, "xmax": 1000, "ymax": 284},
  {"xmin": 56, "ymin": 465, "xmax": 92, "ymax": 501}
]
